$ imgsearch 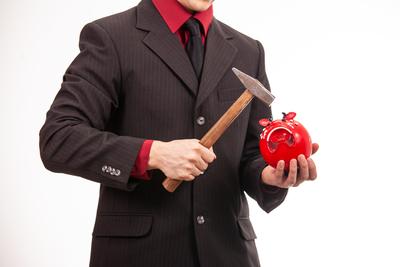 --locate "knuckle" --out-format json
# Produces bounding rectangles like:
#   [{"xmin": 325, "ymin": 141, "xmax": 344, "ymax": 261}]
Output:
[
  {"xmin": 185, "ymin": 174, "xmax": 195, "ymax": 181},
  {"xmin": 181, "ymin": 174, "xmax": 192, "ymax": 181},
  {"xmin": 300, "ymin": 169, "xmax": 307, "ymax": 176},
  {"xmin": 186, "ymin": 152, "xmax": 194, "ymax": 159},
  {"xmin": 193, "ymin": 143, "xmax": 202, "ymax": 150},
  {"xmin": 206, "ymin": 155, "xmax": 215, "ymax": 163},
  {"xmin": 184, "ymin": 164, "xmax": 193, "ymax": 170},
  {"xmin": 203, "ymin": 163, "xmax": 209, "ymax": 170},
  {"xmin": 177, "ymin": 171, "xmax": 186, "ymax": 179},
  {"xmin": 180, "ymin": 169, "xmax": 190, "ymax": 176},
  {"xmin": 299, "ymin": 160, "xmax": 307, "ymax": 168},
  {"xmin": 187, "ymin": 153, "xmax": 198, "ymax": 162}
]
